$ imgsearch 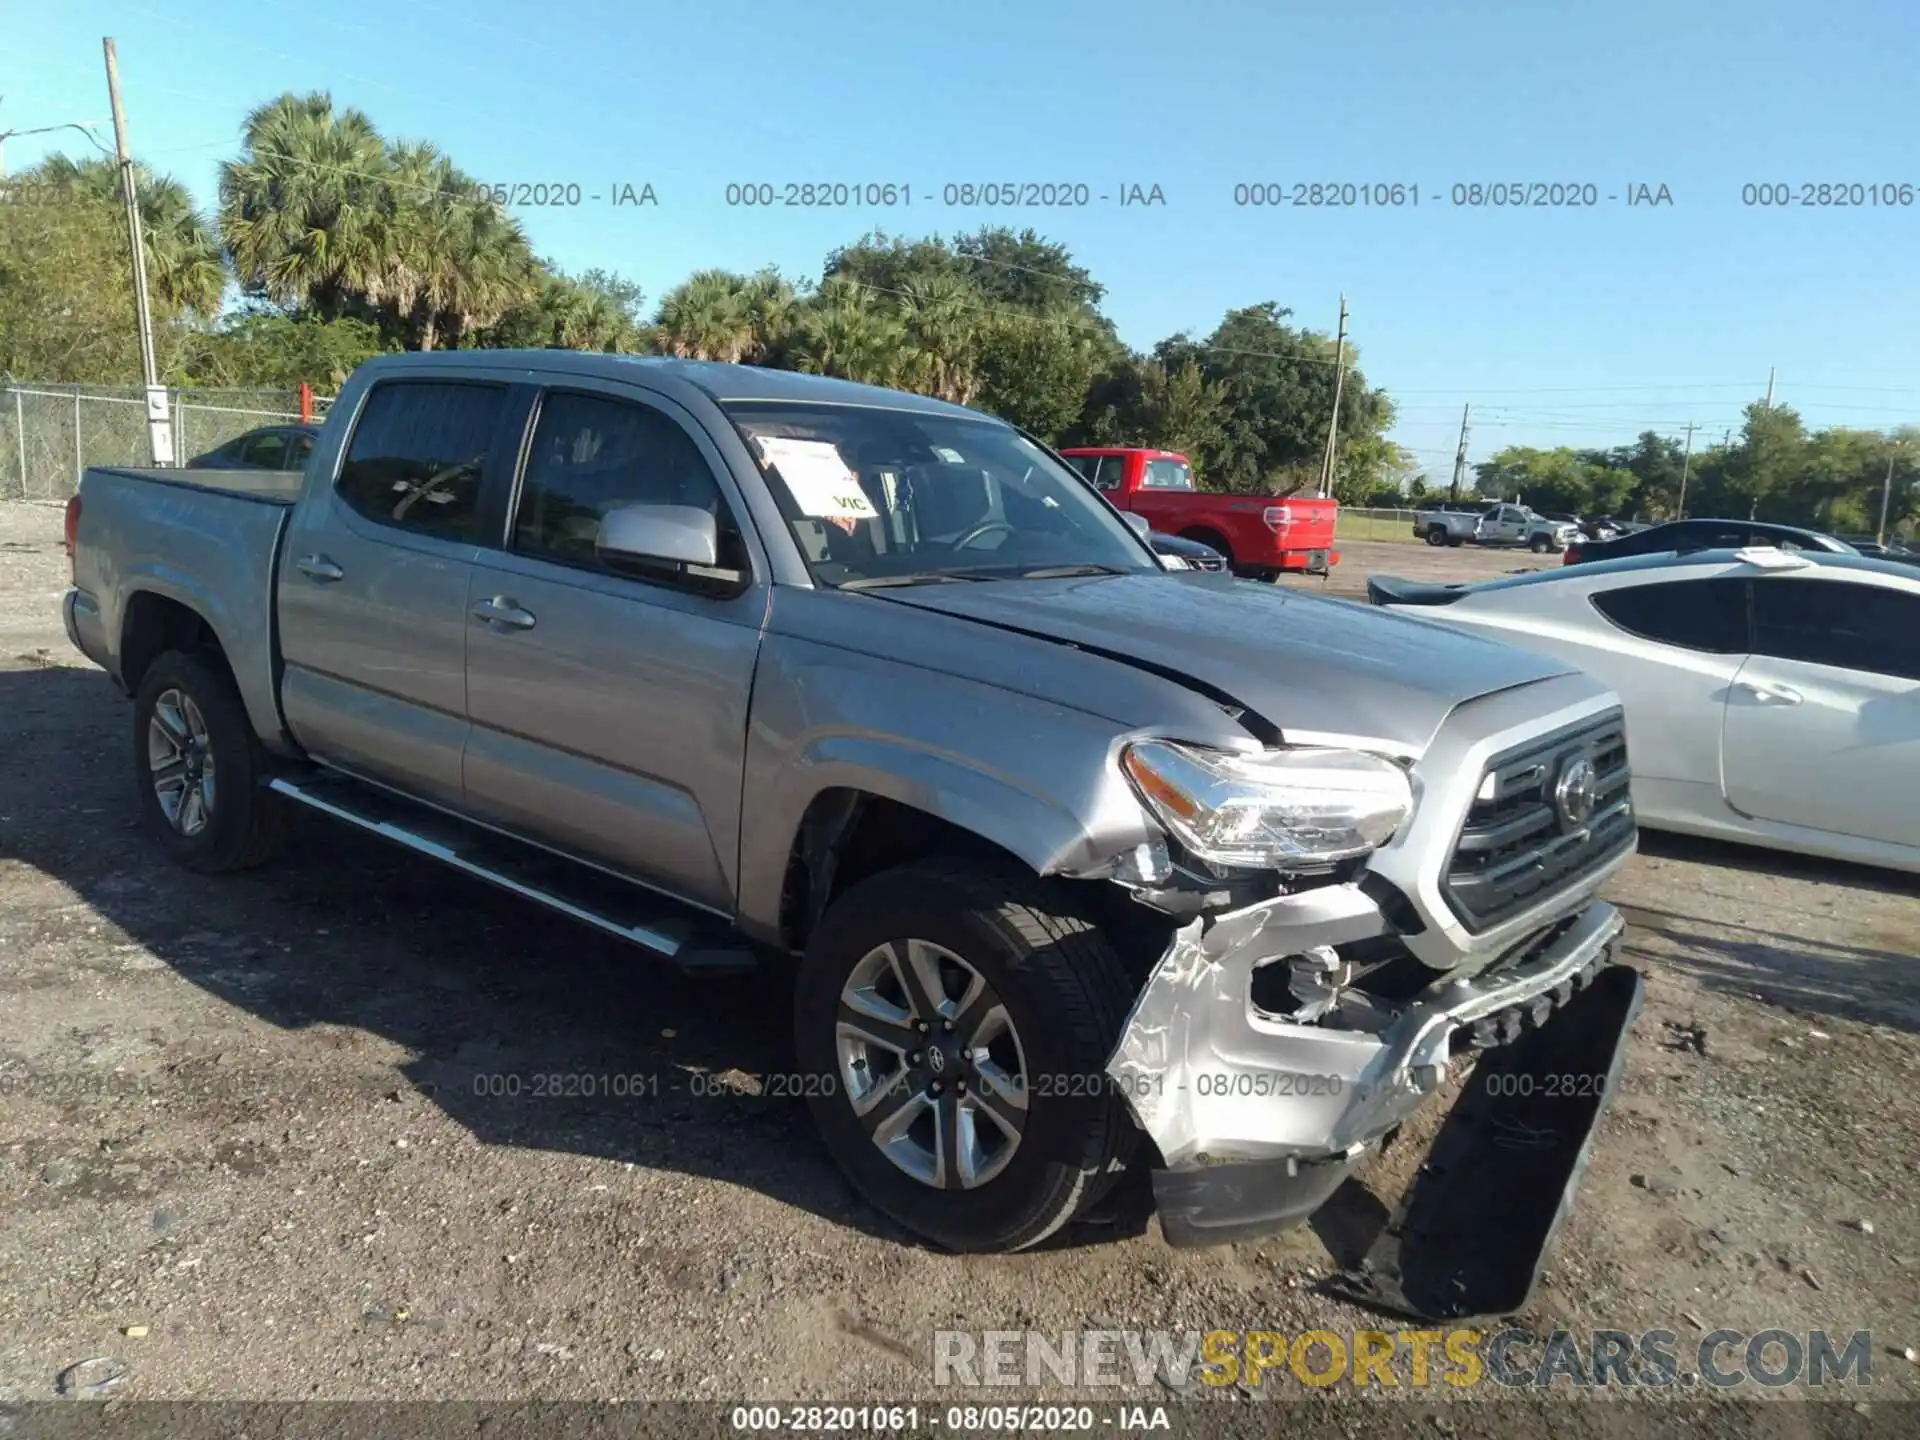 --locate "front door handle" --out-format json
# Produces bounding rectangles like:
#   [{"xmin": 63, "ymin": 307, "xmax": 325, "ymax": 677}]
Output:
[
  {"xmin": 295, "ymin": 553, "xmax": 344, "ymax": 582},
  {"xmin": 1735, "ymin": 679, "xmax": 1802, "ymax": 706},
  {"xmin": 471, "ymin": 596, "xmax": 537, "ymax": 631}
]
